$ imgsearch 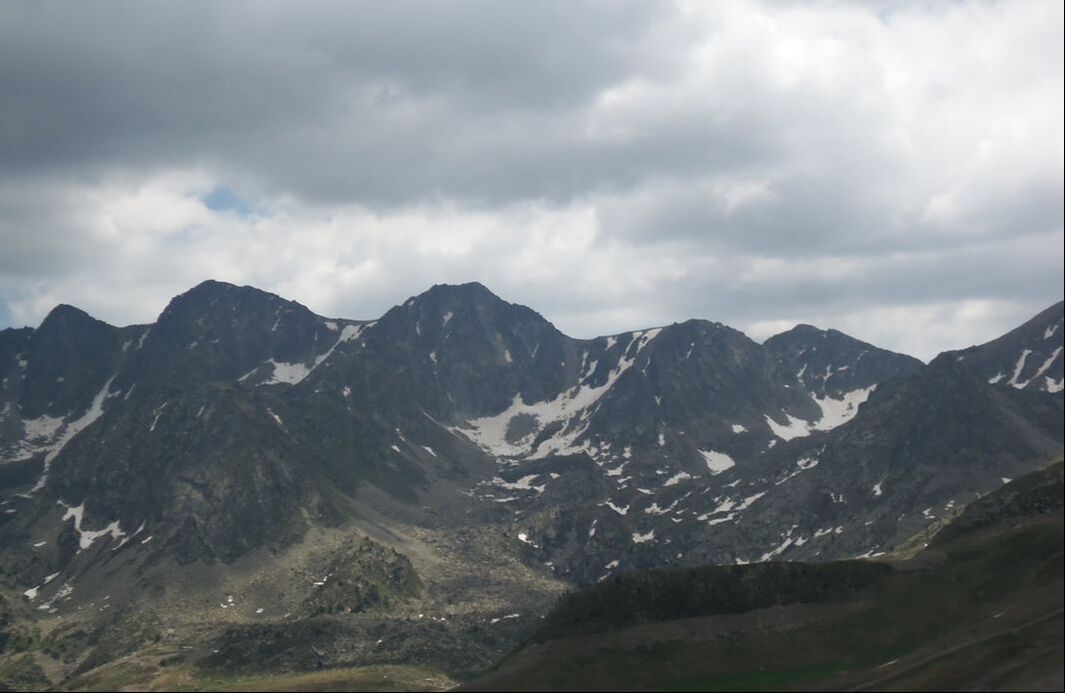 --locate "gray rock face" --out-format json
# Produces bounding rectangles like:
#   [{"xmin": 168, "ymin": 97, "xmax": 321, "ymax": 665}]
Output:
[{"xmin": 0, "ymin": 282, "xmax": 1061, "ymax": 595}]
